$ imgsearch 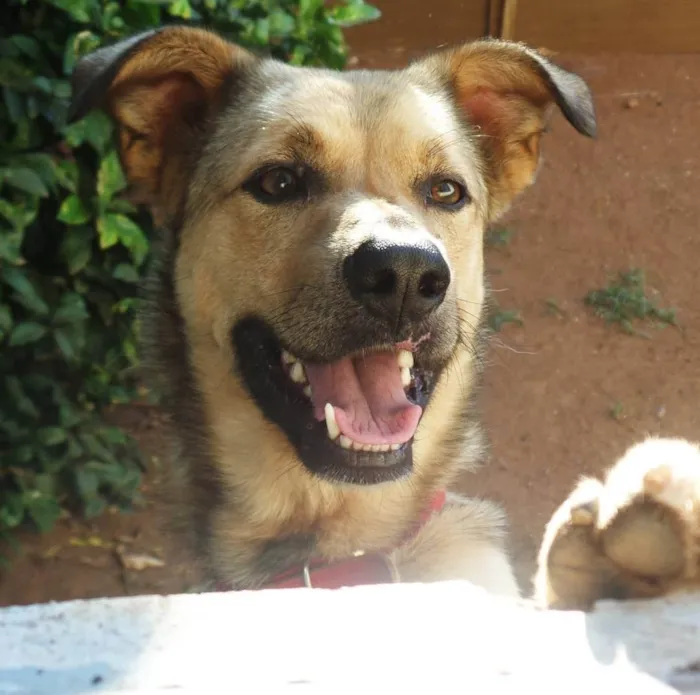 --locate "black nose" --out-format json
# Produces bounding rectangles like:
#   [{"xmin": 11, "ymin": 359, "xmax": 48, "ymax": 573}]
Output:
[{"xmin": 343, "ymin": 239, "xmax": 451, "ymax": 325}]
